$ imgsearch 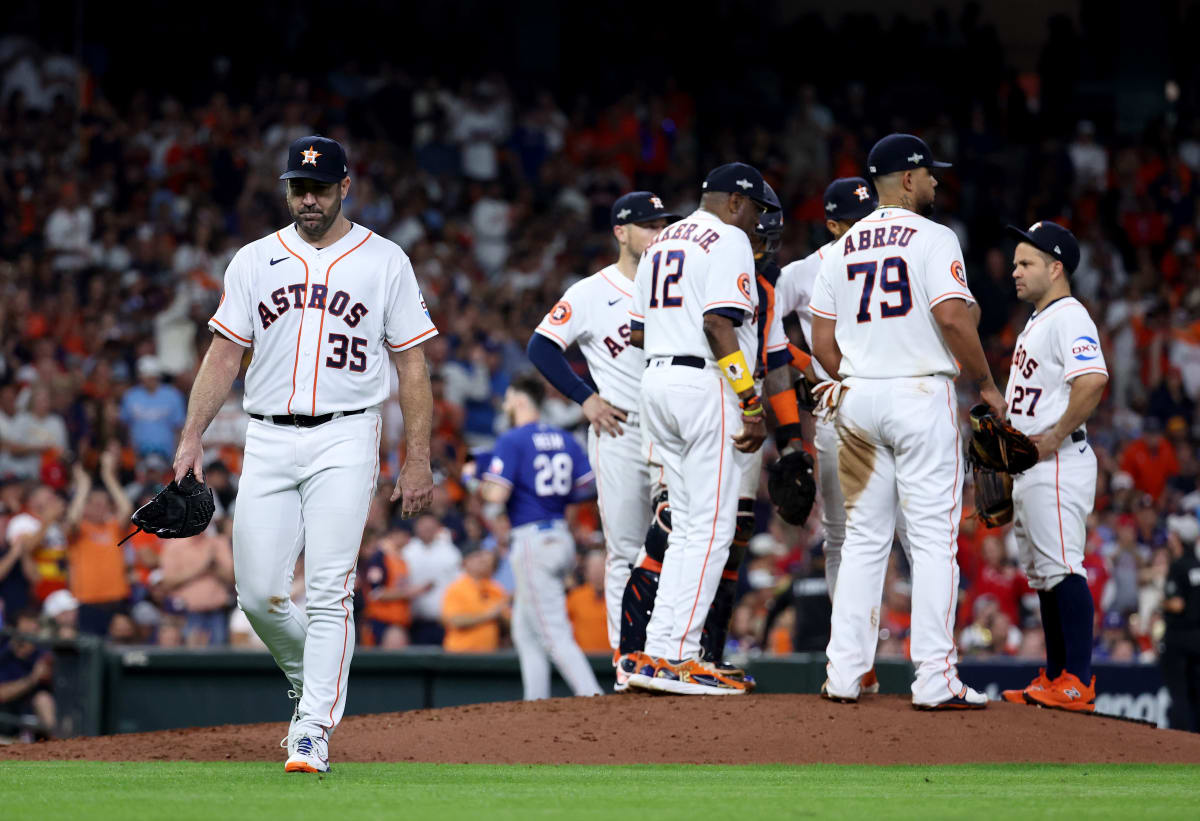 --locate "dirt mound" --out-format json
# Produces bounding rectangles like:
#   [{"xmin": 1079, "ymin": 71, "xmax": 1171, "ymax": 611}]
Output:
[{"xmin": 5, "ymin": 695, "xmax": 1199, "ymax": 765}]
